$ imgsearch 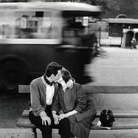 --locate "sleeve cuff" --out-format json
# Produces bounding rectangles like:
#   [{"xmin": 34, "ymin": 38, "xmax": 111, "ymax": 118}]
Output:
[{"xmin": 39, "ymin": 111, "xmax": 47, "ymax": 117}]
